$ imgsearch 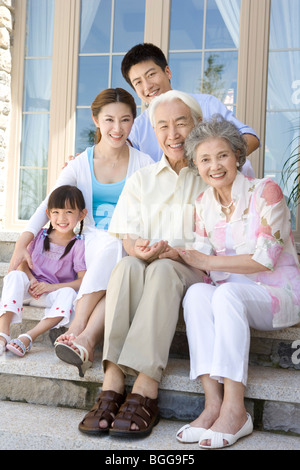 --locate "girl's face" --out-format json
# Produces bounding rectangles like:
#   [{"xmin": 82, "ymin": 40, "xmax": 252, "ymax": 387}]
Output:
[
  {"xmin": 46, "ymin": 203, "xmax": 87, "ymax": 235},
  {"xmin": 93, "ymin": 102, "xmax": 134, "ymax": 148}
]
